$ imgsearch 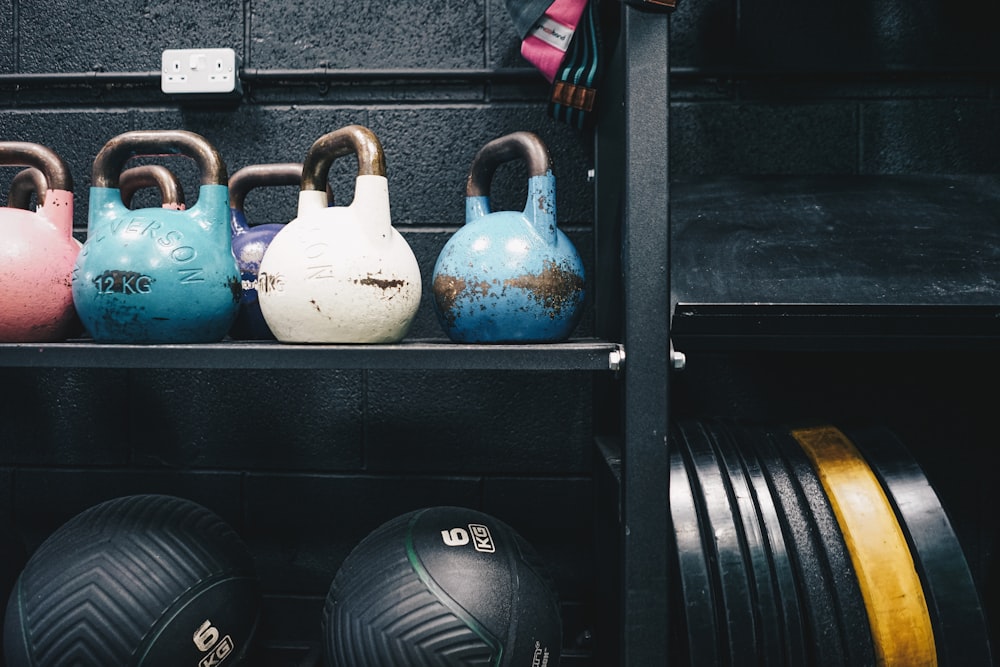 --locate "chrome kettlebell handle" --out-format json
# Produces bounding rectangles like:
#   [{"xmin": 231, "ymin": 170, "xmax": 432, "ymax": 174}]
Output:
[
  {"xmin": 7, "ymin": 167, "xmax": 48, "ymax": 209},
  {"xmin": 92, "ymin": 130, "xmax": 227, "ymax": 188},
  {"xmin": 466, "ymin": 131, "xmax": 551, "ymax": 198},
  {"xmin": 0, "ymin": 142, "xmax": 73, "ymax": 194},
  {"xmin": 119, "ymin": 165, "xmax": 185, "ymax": 208},
  {"xmin": 300, "ymin": 124, "xmax": 386, "ymax": 192}
]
